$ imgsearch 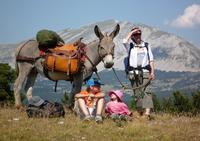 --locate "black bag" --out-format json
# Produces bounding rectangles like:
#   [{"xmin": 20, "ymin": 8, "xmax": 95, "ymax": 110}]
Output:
[{"xmin": 26, "ymin": 101, "xmax": 65, "ymax": 118}]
